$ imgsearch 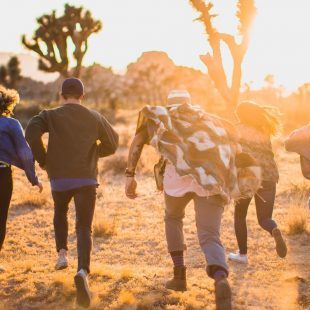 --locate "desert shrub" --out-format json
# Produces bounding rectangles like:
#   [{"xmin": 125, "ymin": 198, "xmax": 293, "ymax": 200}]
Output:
[
  {"xmin": 119, "ymin": 130, "xmax": 134, "ymax": 148},
  {"xmin": 100, "ymin": 154, "xmax": 128, "ymax": 176},
  {"xmin": 14, "ymin": 102, "xmax": 42, "ymax": 127},
  {"xmin": 287, "ymin": 205, "xmax": 309, "ymax": 235},
  {"xmin": 51, "ymin": 273, "xmax": 75, "ymax": 299},
  {"xmin": 93, "ymin": 216, "xmax": 117, "ymax": 238},
  {"xmin": 14, "ymin": 192, "xmax": 48, "ymax": 208}
]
